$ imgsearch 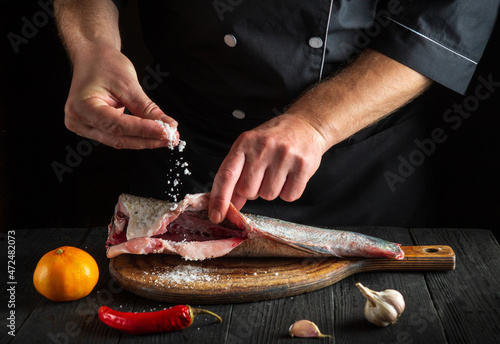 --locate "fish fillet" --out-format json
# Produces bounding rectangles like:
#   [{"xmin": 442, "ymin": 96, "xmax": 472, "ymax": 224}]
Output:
[{"xmin": 105, "ymin": 193, "xmax": 404, "ymax": 261}]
